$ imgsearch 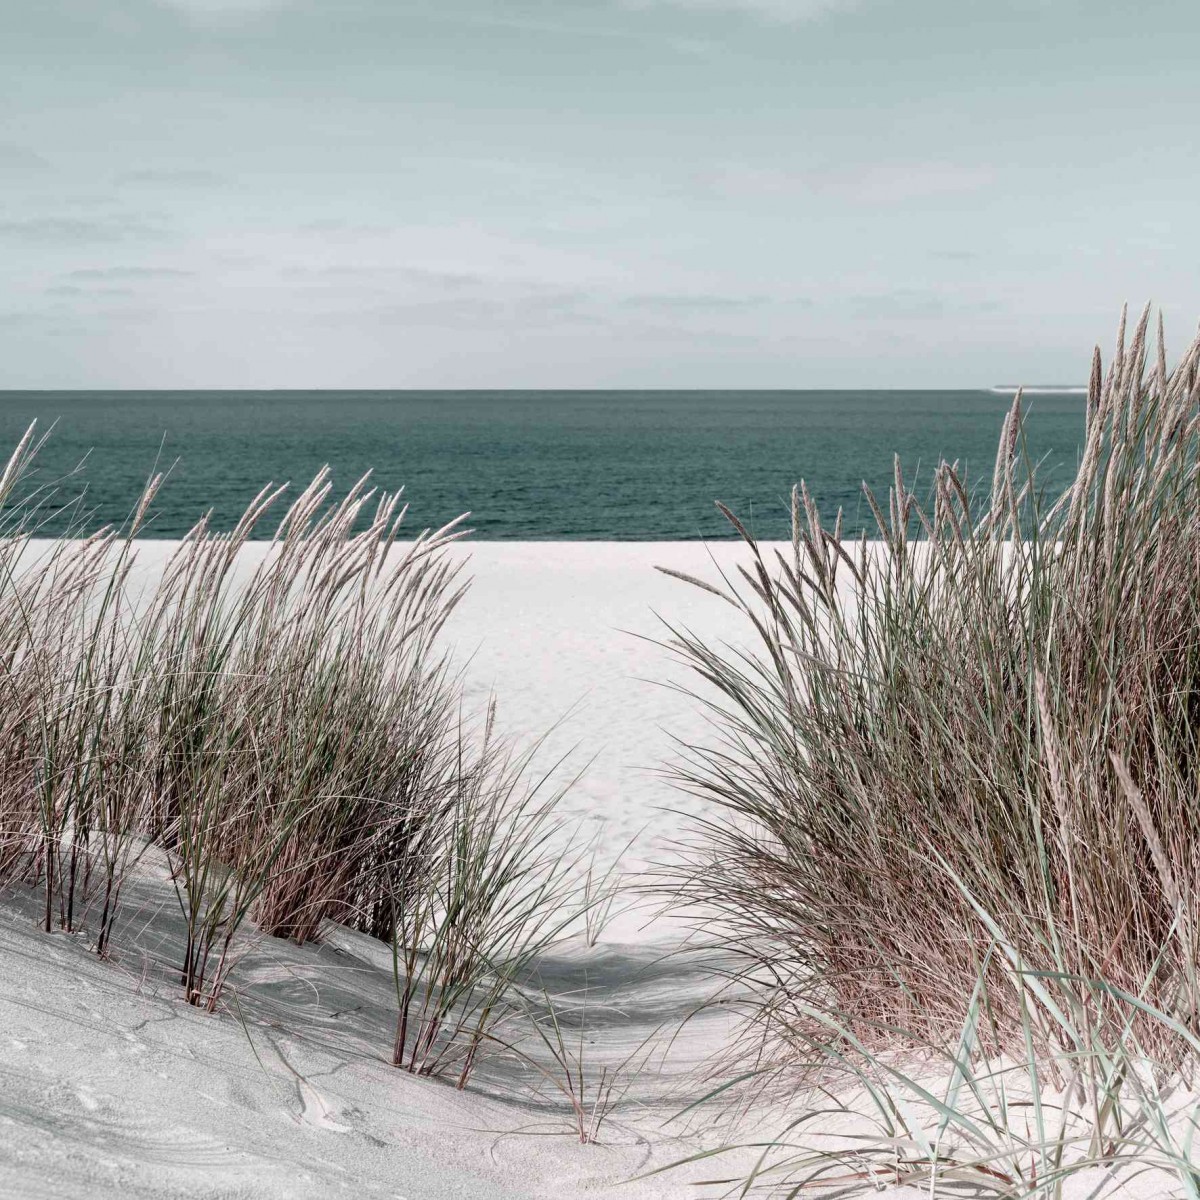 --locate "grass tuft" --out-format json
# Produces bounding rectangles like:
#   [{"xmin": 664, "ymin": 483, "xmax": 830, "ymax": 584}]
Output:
[
  {"xmin": 660, "ymin": 307, "xmax": 1200, "ymax": 1193},
  {"xmin": 0, "ymin": 429, "xmax": 598, "ymax": 1088}
]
